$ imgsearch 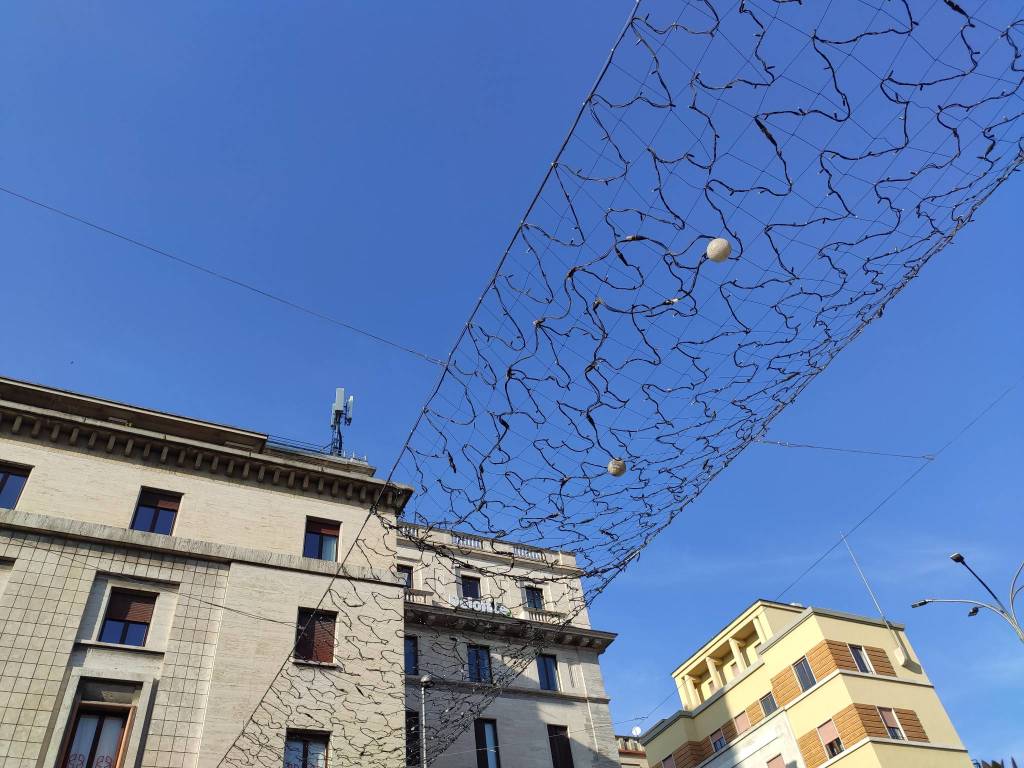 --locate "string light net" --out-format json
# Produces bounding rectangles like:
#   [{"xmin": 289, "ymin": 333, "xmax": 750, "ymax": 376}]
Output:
[{"xmin": 220, "ymin": 1, "xmax": 1024, "ymax": 765}]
